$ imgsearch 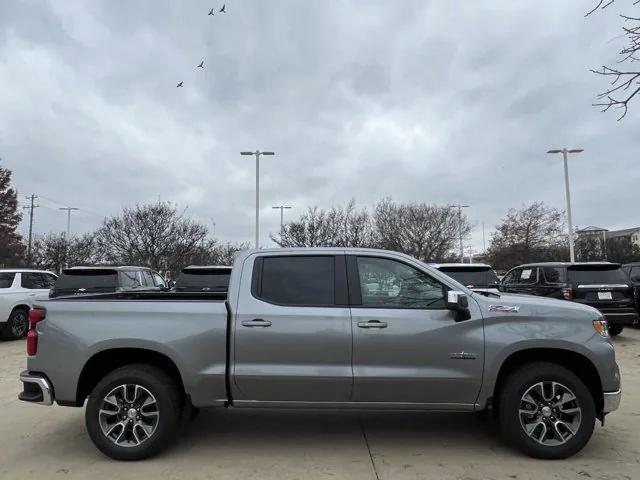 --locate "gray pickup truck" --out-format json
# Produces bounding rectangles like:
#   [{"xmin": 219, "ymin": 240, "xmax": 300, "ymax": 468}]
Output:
[{"xmin": 19, "ymin": 248, "xmax": 621, "ymax": 461}]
